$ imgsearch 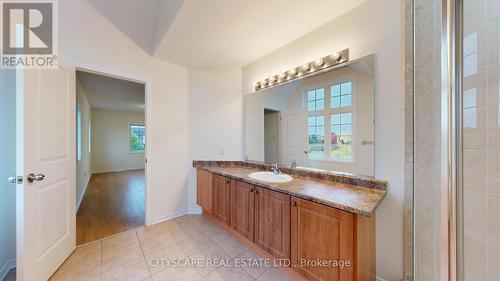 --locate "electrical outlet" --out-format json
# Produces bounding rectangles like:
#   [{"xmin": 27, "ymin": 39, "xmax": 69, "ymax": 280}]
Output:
[{"xmin": 218, "ymin": 145, "xmax": 225, "ymax": 154}]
